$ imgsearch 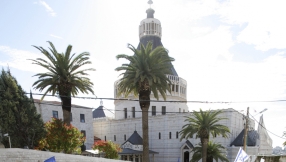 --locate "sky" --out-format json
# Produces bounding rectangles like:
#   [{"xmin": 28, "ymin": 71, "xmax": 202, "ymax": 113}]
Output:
[{"xmin": 1, "ymin": 0, "xmax": 286, "ymax": 148}]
